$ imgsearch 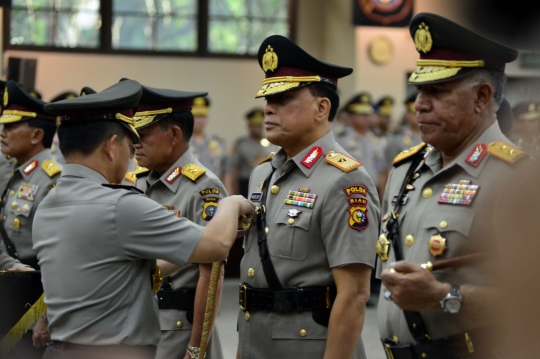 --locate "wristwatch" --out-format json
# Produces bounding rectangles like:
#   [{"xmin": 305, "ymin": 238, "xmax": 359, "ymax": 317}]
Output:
[
  {"xmin": 440, "ymin": 284, "xmax": 462, "ymax": 314},
  {"xmin": 186, "ymin": 345, "xmax": 206, "ymax": 359}
]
